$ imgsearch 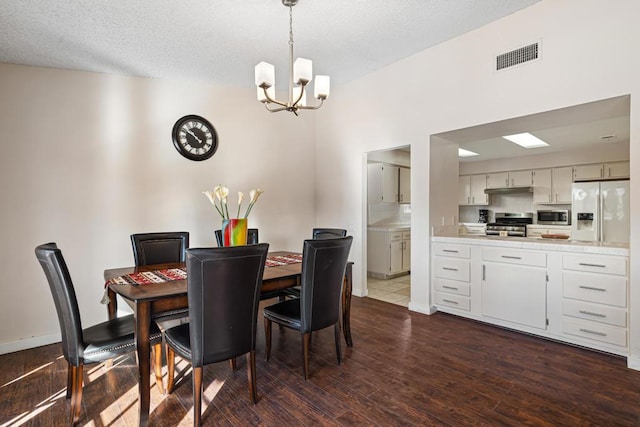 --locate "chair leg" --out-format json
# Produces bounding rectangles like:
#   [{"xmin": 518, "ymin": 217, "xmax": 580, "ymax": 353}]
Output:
[
  {"xmin": 264, "ymin": 317, "xmax": 272, "ymax": 361},
  {"xmin": 66, "ymin": 361, "xmax": 73, "ymax": 399},
  {"xmin": 166, "ymin": 345, "xmax": 175, "ymax": 394},
  {"xmin": 152, "ymin": 343, "xmax": 165, "ymax": 394},
  {"xmin": 302, "ymin": 332, "xmax": 311, "ymax": 380},
  {"xmin": 334, "ymin": 322, "xmax": 342, "ymax": 365},
  {"xmin": 246, "ymin": 350, "xmax": 257, "ymax": 404},
  {"xmin": 69, "ymin": 364, "xmax": 83, "ymax": 425},
  {"xmin": 193, "ymin": 366, "xmax": 203, "ymax": 427}
]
